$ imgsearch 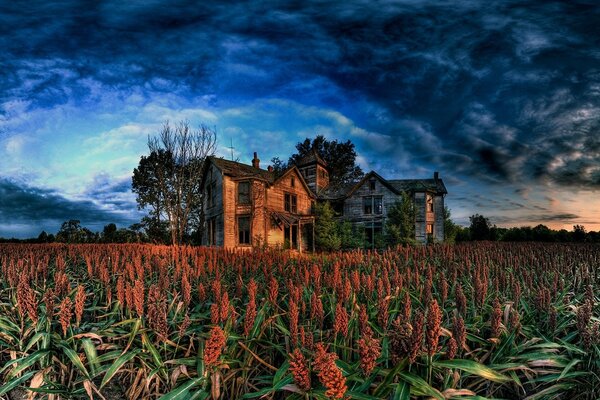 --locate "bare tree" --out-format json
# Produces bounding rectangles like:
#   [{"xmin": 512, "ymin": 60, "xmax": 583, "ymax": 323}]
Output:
[{"xmin": 145, "ymin": 120, "xmax": 217, "ymax": 245}]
